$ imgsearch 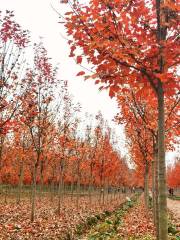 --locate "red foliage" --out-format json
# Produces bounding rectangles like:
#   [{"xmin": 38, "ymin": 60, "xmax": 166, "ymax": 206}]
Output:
[{"xmin": 167, "ymin": 160, "xmax": 180, "ymax": 188}]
